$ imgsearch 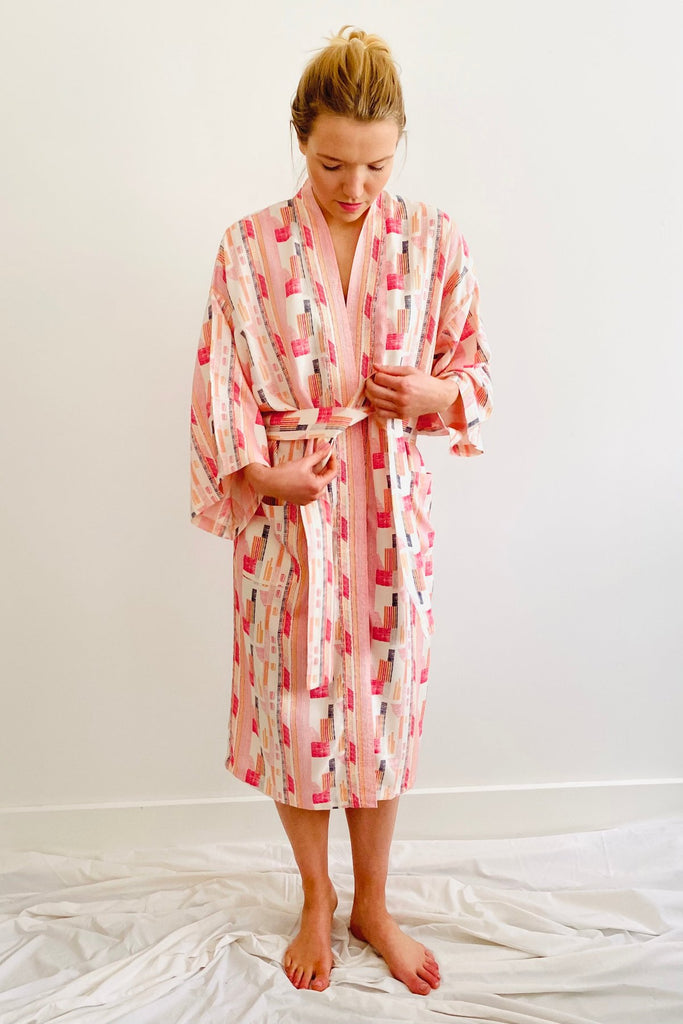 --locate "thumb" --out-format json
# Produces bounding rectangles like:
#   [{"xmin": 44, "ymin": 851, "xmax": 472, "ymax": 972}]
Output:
[
  {"xmin": 317, "ymin": 450, "xmax": 338, "ymax": 480},
  {"xmin": 307, "ymin": 440, "xmax": 333, "ymax": 462}
]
